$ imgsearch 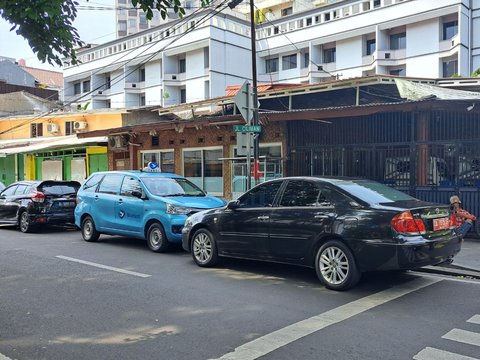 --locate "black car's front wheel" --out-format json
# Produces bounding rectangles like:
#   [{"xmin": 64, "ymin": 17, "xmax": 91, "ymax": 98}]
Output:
[
  {"xmin": 19, "ymin": 211, "xmax": 35, "ymax": 233},
  {"xmin": 191, "ymin": 228, "xmax": 218, "ymax": 267},
  {"xmin": 315, "ymin": 240, "xmax": 360, "ymax": 291},
  {"xmin": 81, "ymin": 216, "xmax": 100, "ymax": 242}
]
